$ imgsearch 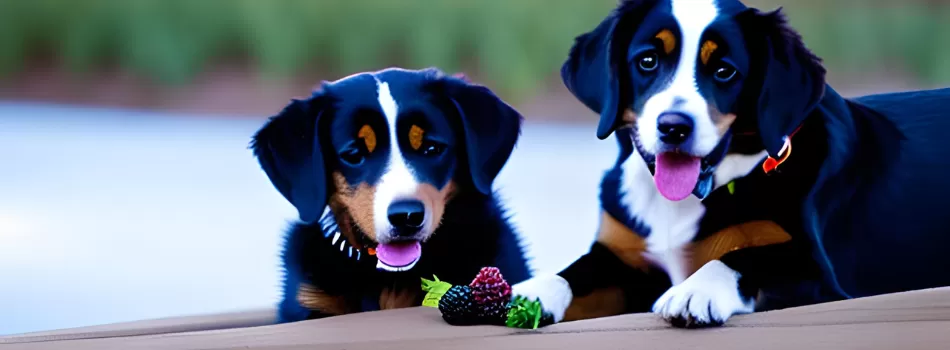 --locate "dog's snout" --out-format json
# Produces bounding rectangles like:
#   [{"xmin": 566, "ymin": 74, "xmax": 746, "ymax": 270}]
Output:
[
  {"xmin": 387, "ymin": 199, "xmax": 426, "ymax": 234},
  {"xmin": 657, "ymin": 112, "xmax": 694, "ymax": 145}
]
